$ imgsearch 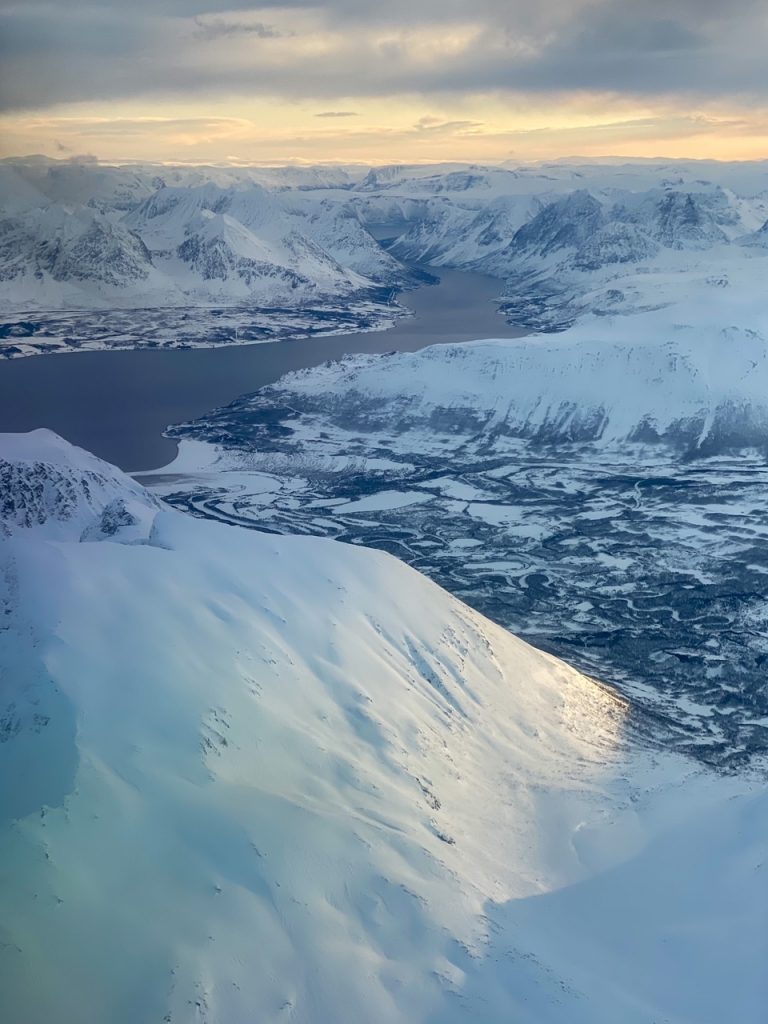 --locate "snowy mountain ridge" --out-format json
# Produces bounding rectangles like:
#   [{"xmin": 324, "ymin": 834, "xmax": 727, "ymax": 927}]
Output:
[
  {"xmin": 0, "ymin": 180, "xmax": 385, "ymax": 311},
  {"xmin": 0, "ymin": 203, "xmax": 171, "ymax": 310},
  {"xmin": 0, "ymin": 429, "xmax": 159, "ymax": 540},
  {"xmin": 0, "ymin": 169, "xmax": 400, "ymax": 312},
  {"xmin": 0, "ymin": 429, "xmax": 764, "ymax": 1024},
  {"xmin": 3, "ymin": 156, "xmax": 768, "ymax": 328}
]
